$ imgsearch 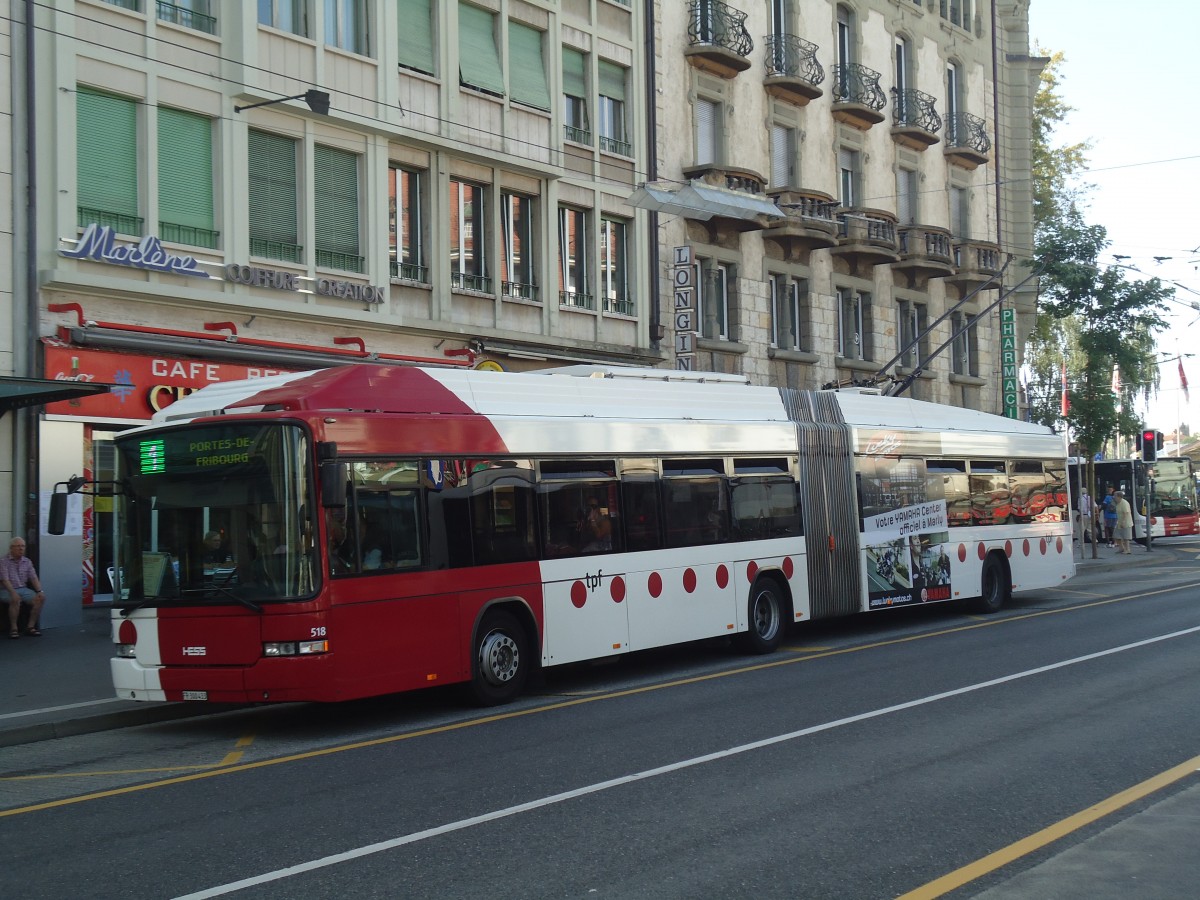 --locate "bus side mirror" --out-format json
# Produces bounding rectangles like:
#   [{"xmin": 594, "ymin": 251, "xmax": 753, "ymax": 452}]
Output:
[
  {"xmin": 321, "ymin": 462, "xmax": 347, "ymax": 508},
  {"xmin": 48, "ymin": 492, "xmax": 69, "ymax": 535}
]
